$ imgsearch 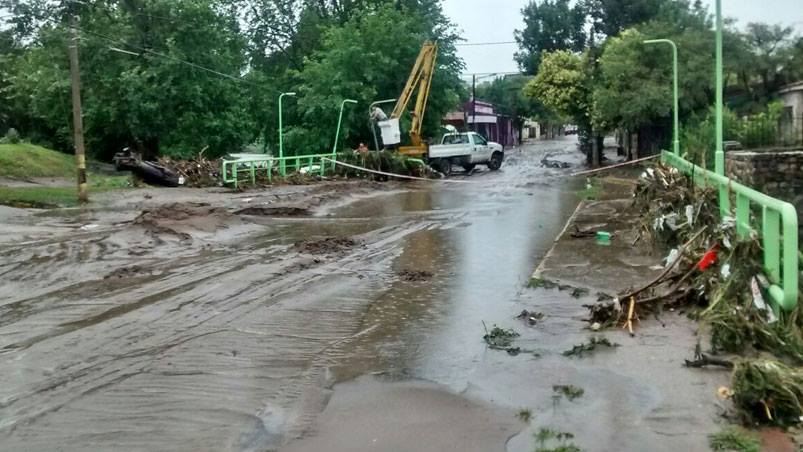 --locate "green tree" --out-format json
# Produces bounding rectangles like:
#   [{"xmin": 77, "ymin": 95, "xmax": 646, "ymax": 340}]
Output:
[
  {"xmin": 3, "ymin": 0, "xmax": 255, "ymax": 159},
  {"xmin": 592, "ymin": 7, "xmax": 714, "ymax": 154},
  {"xmin": 579, "ymin": 0, "xmax": 675, "ymax": 39},
  {"xmin": 524, "ymin": 50, "xmax": 591, "ymax": 134},
  {"xmin": 285, "ymin": 3, "xmax": 464, "ymax": 154},
  {"xmin": 514, "ymin": 0, "xmax": 586, "ymax": 75},
  {"xmin": 742, "ymin": 23, "xmax": 795, "ymax": 98}
]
